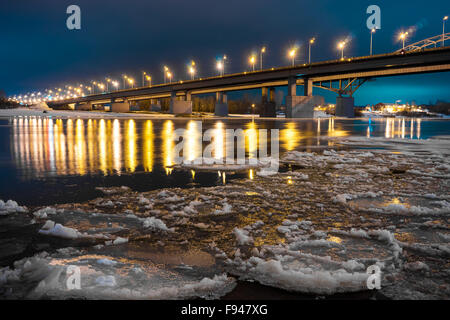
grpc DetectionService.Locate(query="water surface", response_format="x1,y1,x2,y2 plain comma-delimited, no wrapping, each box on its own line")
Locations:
0,116,448,206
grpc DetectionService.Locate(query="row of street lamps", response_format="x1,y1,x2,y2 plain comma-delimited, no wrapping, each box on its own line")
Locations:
11,16,449,104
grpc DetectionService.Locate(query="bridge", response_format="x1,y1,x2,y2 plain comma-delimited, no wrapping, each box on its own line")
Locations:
49,46,450,118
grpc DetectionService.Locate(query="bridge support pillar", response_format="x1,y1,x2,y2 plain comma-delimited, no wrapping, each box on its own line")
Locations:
111,99,130,113
286,76,323,118
75,102,92,111
261,87,276,117
170,92,192,114
215,92,228,117
304,78,313,96
286,96,324,118
335,96,355,117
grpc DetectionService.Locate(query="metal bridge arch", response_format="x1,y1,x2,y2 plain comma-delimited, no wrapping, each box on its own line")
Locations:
395,33,450,53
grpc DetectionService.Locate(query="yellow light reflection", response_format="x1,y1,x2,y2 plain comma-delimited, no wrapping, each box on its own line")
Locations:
125,119,137,172
245,121,258,162
163,120,174,175
214,122,225,161
98,119,107,175
66,119,75,174
112,119,122,174
186,121,202,163
143,120,154,172
75,119,86,175
281,122,300,152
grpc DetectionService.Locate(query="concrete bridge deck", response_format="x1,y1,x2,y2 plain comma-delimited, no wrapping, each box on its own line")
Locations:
48,47,450,118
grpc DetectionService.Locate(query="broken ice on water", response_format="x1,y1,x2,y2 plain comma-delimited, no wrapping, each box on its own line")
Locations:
1,136,449,299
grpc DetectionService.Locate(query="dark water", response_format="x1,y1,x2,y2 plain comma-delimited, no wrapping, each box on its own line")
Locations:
0,116,449,206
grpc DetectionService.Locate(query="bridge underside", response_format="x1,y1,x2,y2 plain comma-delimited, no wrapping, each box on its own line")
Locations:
47,48,450,118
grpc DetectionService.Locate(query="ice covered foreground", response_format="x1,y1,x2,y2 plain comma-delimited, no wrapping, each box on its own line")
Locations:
1,136,449,299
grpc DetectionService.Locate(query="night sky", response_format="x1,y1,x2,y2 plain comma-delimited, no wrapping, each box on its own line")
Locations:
1,0,449,105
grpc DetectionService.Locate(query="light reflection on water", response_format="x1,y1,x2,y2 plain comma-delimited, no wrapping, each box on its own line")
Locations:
6,116,435,180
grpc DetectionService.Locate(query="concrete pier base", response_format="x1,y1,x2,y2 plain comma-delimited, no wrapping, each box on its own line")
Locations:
335,96,355,118
286,96,324,118
170,99,192,114
75,102,92,111
214,103,228,116
111,102,130,113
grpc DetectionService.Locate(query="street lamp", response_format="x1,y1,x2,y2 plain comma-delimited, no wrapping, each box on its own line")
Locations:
399,32,409,50
217,60,224,76
260,46,266,70
288,47,297,66
128,78,134,88
122,75,128,89
188,61,196,80
112,81,119,91
223,55,227,74
249,55,256,71
142,72,147,87
444,16,448,47
338,41,346,60
166,72,172,83
105,78,111,92
370,29,376,55
145,75,152,86
163,66,169,83
309,38,315,64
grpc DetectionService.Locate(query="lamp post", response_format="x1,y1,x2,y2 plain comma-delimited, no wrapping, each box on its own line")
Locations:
444,16,448,47
370,29,376,55
146,75,152,86
338,41,346,60
163,66,169,83
142,72,146,87
399,32,409,49
217,60,224,76
223,55,227,75
189,61,196,80
309,38,315,64
260,47,266,70
249,55,256,71
289,47,297,66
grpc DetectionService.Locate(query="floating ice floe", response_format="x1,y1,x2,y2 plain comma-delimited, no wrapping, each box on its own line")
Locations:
142,217,173,232
33,207,57,219
0,199,27,215
0,251,236,300
233,228,253,246
38,221,82,239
